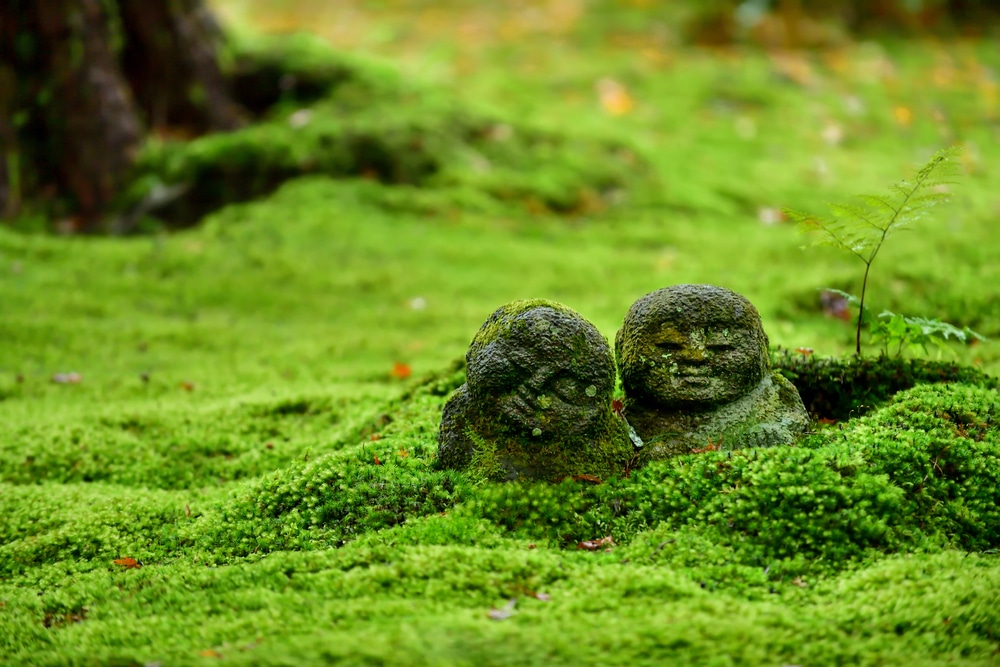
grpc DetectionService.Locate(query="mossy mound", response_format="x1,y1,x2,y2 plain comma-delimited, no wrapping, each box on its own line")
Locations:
122,34,648,229
467,382,1000,574
773,349,1000,421
3,369,999,664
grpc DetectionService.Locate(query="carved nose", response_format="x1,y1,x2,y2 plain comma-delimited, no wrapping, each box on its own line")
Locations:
677,346,707,362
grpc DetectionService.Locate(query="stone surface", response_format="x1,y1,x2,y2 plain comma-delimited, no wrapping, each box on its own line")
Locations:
616,284,809,456
438,299,635,481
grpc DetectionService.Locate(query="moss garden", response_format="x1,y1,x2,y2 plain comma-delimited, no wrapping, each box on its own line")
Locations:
3,2,1000,664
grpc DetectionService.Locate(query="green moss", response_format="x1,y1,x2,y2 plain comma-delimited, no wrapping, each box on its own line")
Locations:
3,14,1000,663
123,36,649,228
774,350,999,420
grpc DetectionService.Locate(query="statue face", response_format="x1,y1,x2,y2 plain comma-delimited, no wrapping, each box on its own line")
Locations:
617,285,769,412
637,321,763,409
467,307,613,439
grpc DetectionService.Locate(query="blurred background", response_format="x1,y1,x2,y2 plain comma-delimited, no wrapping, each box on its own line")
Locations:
1,0,999,403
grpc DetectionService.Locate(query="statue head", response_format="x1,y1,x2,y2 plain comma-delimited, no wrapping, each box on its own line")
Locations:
616,285,770,411
466,300,615,439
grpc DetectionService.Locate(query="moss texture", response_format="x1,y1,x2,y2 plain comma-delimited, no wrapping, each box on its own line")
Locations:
438,300,636,482
774,349,1000,421
3,11,1000,663
118,33,649,229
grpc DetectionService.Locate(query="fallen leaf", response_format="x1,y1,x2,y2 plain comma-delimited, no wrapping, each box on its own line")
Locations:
691,438,721,454
577,536,615,551
487,599,517,621
198,649,222,658
893,106,913,126
398,447,409,458
288,109,312,128
820,291,851,322
113,557,141,569
373,454,382,466
795,347,814,357
52,372,82,384
391,362,412,380
179,381,195,392
757,207,786,225
596,78,634,115
791,576,808,588
571,474,602,485
612,398,625,418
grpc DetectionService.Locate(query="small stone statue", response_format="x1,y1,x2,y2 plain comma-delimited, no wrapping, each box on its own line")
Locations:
438,299,635,481
616,284,808,456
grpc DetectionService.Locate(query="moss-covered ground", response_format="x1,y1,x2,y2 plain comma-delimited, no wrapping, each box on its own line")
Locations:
2,1,1000,664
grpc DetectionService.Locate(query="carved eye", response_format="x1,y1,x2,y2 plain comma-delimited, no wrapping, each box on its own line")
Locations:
552,376,578,400
656,341,683,351
707,342,735,351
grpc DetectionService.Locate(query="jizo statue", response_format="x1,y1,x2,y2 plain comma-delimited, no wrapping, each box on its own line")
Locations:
437,299,634,482
437,287,809,483
616,285,809,456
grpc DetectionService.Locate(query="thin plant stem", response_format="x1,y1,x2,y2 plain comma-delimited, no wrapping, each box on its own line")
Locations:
856,261,872,356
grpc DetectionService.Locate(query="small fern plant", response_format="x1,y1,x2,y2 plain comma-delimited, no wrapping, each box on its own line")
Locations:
786,146,971,356
820,288,984,358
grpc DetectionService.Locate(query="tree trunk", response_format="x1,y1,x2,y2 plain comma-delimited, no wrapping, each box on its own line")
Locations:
37,0,145,228
0,62,16,218
119,0,244,134
0,0,244,231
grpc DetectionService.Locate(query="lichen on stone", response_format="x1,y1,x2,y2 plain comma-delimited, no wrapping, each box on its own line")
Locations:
616,284,809,457
438,299,635,482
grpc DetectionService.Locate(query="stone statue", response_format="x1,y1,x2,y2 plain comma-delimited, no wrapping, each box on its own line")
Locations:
438,299,635,481
615,284,808,457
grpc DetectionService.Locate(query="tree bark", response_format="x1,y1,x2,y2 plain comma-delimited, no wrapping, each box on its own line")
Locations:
119,0,244,134
35,0,145,226
0,0,244,231
0,63,16,218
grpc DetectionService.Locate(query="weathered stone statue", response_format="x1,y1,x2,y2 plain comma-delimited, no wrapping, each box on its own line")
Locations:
438,299,635,481
616,285,808,457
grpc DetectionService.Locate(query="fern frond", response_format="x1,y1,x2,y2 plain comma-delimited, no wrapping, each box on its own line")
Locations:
908,191,952,208
828,202,884,233
793,146,962,255
857,193,900,220
793,145,964,356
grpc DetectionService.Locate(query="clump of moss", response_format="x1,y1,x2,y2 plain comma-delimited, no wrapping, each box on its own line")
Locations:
464,383,999,577
772,350,998,421
0,482,198,579
200,443,468,561
123,34,648,228
227,33,383,115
